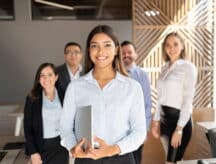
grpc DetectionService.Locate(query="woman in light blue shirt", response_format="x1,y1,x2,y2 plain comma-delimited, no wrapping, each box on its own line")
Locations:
60,25,147,164
24,63,69,164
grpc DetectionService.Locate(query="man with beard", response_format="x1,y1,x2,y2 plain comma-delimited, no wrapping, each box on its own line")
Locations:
121,41,152,164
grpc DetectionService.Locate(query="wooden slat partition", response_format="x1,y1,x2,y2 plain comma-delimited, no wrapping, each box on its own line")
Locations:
133,0,215,110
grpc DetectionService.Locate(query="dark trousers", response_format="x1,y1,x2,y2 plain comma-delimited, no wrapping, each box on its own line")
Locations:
160,106,192,162
133,145,143,164
75,153,135,164
41,136,69,164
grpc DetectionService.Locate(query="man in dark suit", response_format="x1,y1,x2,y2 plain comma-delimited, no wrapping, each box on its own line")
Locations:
56,42,83,98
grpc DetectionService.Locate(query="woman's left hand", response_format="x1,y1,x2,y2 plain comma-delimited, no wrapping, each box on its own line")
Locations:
171,132,182,148
88,136,120,160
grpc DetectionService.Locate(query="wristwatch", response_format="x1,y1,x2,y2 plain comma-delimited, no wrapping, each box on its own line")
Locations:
175,129,183,135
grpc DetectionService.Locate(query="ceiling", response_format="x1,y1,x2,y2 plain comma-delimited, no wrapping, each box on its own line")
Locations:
32,0,132,20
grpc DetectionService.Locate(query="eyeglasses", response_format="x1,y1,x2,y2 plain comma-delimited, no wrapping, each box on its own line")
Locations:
65,50,81,56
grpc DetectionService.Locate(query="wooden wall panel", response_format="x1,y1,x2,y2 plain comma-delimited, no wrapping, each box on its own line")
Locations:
133,0,215,110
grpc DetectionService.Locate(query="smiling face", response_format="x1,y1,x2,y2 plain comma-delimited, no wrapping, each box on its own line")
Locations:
39,66,58,92
89,33,117,70
164,35,184,63
121,44,137,67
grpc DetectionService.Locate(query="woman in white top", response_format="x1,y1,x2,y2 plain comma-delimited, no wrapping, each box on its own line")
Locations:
60,25,147,164
151,32,197,164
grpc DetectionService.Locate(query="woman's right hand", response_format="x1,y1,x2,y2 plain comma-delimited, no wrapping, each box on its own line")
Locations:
71,138,96,159
151,121,160,139
30,153,42,164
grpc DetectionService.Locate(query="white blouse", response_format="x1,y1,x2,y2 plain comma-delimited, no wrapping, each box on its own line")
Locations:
153,59,197,128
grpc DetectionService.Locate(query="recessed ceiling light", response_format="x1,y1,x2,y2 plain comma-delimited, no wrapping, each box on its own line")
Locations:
144,10,160,17
34,0,74,10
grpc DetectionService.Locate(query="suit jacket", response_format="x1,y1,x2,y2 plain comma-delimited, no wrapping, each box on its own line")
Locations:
24,89,63,156
56,64,71,99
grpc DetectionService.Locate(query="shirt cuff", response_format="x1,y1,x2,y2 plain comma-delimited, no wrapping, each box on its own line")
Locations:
116,142,129,155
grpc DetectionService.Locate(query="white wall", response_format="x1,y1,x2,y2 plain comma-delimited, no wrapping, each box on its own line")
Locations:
0,0,132,104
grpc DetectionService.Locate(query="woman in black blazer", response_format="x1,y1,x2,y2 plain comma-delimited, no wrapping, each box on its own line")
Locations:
24,63,69,164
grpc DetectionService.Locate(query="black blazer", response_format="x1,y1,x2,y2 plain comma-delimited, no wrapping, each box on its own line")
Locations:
24,89,63,156
56,64,71,99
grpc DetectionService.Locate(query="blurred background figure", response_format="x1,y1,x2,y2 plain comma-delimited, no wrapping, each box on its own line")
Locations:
57,42,83,99
151,32,197,164
24,63,69,164
121,40,152,164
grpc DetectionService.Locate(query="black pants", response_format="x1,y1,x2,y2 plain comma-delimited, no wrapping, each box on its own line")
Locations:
75,153,135,164
160,106,192,163
41,136,69,164
133,144,143,164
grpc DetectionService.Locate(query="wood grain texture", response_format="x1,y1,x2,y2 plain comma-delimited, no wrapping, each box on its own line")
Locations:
133,0,215,110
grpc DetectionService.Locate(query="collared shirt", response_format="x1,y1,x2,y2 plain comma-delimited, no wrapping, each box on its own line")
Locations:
60,70,146,155
153,59,197,128
127,64,152,130
42,89,62,138
66,64,82,80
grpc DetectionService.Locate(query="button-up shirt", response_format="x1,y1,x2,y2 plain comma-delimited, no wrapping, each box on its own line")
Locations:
128,64,152,130
153,59,197,128
66,64,82,80
60,70,146,155
42,89,62,138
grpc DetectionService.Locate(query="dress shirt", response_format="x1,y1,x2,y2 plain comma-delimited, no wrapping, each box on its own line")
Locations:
66,64,82,80
60,70,146,155
153,59,197,128
42,89,62,138
128,64,152,130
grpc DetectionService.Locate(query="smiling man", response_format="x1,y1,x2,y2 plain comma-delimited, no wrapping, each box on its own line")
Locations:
121,40,152,164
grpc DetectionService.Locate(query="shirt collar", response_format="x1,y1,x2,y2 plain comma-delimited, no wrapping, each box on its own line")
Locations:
66,64,82,73
127,63,137,73
83,69,127,83
42,88,58,102
165,59,185,69
66,64,82,80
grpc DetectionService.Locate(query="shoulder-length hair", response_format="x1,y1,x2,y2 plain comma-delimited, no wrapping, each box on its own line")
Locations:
162,32,187,62
29,63,57,99
83,25,128,76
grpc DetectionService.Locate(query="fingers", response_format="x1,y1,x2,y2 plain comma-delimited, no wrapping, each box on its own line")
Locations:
94,136,105,145
171,135,182,148
171,138,177,148
32,159,42,164
77,138,86,147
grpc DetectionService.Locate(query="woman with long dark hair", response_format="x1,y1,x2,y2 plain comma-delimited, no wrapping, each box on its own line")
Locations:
60,25,147,164
24,63,69,164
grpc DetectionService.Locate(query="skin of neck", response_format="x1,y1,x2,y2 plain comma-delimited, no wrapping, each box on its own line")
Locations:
44,87,55,100
125,62,135,70
93,66,115,81
169,57,181,66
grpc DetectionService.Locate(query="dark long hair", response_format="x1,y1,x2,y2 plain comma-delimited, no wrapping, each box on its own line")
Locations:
162,32,187,62
29,63,57,99
83,25,128,76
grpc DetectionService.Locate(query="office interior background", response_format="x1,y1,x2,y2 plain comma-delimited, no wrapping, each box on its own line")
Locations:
0,0,216,163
